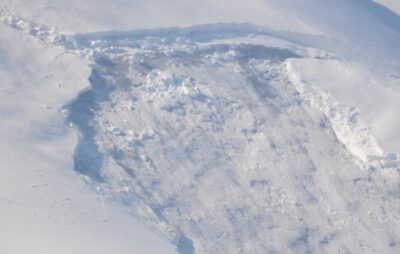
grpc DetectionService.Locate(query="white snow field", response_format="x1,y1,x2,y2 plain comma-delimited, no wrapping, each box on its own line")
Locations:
0,1,399,254
375,0,400,15
0,15,176,254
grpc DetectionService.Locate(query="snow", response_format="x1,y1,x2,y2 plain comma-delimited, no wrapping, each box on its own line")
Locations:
0,18,176,254
287,59,400,157
0,0,400,253
0,0,312,33
68,27,399,253
375,0,400,15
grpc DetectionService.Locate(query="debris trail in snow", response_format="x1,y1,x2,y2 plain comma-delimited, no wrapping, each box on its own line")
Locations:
65,27,400,253
2,11,400,254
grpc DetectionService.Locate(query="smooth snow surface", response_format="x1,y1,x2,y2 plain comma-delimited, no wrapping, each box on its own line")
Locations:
0,1,400,253
375,0,400,15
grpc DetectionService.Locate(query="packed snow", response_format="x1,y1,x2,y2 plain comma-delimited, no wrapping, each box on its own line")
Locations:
0,12,176,254
0,1,399,253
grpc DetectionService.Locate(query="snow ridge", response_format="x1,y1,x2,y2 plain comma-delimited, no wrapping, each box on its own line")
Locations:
286,60,399,171
0,14,72,47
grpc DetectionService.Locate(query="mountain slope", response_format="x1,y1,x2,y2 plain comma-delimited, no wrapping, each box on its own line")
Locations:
0,1,399,253
0,15,176,254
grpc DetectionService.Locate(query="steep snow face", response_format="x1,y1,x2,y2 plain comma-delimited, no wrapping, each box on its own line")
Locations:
62,27,400,253
2,0,400,73
287,59,400,158
1,1,400,254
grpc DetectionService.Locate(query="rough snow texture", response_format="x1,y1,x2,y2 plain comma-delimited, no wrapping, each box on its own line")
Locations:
0,10,176,254
1,1,400,254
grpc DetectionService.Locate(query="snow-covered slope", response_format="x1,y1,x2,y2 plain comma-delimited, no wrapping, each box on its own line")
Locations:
375,0,400,15
0,1,399,253
0,13,176,254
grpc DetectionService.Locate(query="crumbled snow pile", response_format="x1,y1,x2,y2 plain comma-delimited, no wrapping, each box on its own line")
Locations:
62,25,400,253
1,1,400,254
